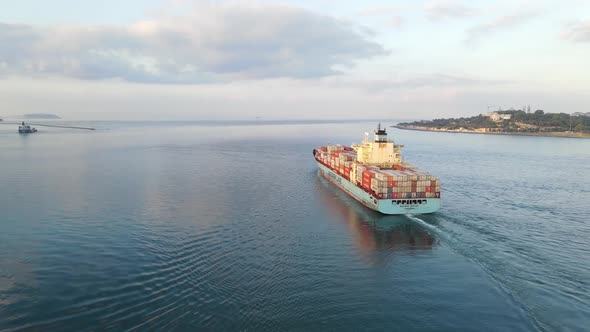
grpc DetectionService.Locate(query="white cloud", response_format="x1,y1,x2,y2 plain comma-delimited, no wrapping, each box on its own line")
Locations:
561,19,590,43
0,73,518,121
0,3,388,83
324,74,511,93
389,16,405,29
358,6,401,16
424,0,477,21
357,6,404,29
465,11,540,45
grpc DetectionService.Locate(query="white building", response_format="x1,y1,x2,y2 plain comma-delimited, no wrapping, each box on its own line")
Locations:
572,112,590,117
485,112,512,121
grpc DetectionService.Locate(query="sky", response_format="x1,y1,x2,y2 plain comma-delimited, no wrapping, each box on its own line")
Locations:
0,0,589,120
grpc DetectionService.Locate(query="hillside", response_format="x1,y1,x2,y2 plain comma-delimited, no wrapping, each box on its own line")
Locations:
398,110,590,134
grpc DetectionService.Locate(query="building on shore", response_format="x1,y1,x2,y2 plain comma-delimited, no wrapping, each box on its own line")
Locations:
484,112,512,122
572,112,590,117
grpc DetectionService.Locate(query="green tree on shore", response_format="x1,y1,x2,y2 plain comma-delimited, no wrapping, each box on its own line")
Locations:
399,111,590,133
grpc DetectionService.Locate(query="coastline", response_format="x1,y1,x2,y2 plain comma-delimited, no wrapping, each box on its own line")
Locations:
393,125,590,139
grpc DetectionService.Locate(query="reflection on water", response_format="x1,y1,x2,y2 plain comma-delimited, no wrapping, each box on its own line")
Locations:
315,172,436,258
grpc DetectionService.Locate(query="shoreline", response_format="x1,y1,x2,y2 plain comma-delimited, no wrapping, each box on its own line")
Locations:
393,125,590,139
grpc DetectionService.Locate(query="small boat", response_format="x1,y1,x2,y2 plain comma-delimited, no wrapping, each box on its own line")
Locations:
18,122,38,134
1,121,95,133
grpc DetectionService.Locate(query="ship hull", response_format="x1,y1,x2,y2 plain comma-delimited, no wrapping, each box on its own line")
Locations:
317,162,441,215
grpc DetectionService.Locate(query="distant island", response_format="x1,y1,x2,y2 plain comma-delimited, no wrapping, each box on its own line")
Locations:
22,113,61,119
396,109,590,138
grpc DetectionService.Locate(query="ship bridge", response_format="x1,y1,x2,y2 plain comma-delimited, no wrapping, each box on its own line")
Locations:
352,124,403,168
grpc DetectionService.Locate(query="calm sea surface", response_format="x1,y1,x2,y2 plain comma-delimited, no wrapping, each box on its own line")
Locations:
0,121,588,331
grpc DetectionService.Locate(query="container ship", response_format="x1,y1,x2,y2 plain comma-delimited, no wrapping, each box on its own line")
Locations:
313,124,441,215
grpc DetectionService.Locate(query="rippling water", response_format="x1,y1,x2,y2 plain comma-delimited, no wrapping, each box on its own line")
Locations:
0,121,588,331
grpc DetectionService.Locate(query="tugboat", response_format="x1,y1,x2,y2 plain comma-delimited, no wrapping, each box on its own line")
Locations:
18,122,38,134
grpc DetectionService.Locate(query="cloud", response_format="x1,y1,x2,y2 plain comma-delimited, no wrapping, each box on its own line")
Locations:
389,16,404,29
331,74,511,92
424,0,477,21
561,20,590,43
357,6,404,29
358,6,401,16
396,74,510,88
465,11,540,45
0,3,388,83
0,74,519,120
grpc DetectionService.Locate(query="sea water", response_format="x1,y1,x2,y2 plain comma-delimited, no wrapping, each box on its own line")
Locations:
0,121,588,331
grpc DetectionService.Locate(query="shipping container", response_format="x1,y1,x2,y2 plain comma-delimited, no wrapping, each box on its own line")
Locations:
314,142,441,207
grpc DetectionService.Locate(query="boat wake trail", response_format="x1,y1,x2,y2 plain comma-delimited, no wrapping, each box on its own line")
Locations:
406,213,546,332
406,215,437,231
405,214,450,243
